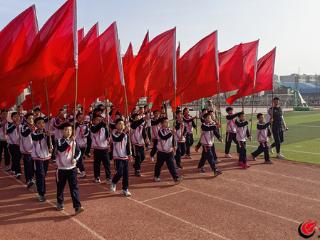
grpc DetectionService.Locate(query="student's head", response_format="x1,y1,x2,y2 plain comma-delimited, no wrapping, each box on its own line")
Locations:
183,107,189,116
76,112,84,122
93,108,102,116
1,109,8,119
144,105,149,112
61,122,73,139
201,108,208,114
33,107,41,116
153,110,160,118
58,108,65,118
25,113,34,125
34,117,45,129
208,110,214,118
92,115,102,125
115,111,122,119
176,110,182,121
272,97,280,107
138,107,144,115
115,118,125,131
257,113,264,122
203,113,212,123
161,117,169,128
11,112,20,123
226,107,233,114
238,111,245,121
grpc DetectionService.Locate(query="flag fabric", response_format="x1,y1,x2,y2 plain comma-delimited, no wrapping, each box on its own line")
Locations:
78,28,84,44
174,31,218,104
226,40,259,105
0,0,77,107
79,23,98,51
219,43,244,92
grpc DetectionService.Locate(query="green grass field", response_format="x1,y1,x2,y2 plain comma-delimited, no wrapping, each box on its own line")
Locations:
192,110,320,164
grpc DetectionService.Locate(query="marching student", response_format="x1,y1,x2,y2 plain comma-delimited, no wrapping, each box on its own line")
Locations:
20,113,36,188
75,112,89,178
55,122,84,214
32,117,52,202
130,113,148,177
197,113,222,175
225,107,240,158
174,110,187,169
52,109,66,161
194,108,208,153
183,107,196,159
235,112,251,169
110,118,132,197
144,105,152,150
7,112,22,179
84,107,93,158
0,109,10,171
251,113,272,164
150,110,162,162
154,117,182,183
90,114,111,183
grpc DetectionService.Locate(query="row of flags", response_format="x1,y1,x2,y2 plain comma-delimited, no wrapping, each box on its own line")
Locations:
0,0,276,114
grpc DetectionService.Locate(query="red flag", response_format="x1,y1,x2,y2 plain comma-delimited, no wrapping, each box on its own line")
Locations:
78,28,84,43
0,0,77,94
138,31,149,55
226,40,259,104
175,31,218,104
253,47,276,93
176,41,180,60
79,23,98,51
219,43,244,92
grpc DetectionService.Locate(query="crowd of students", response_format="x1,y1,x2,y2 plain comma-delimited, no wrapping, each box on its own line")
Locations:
0,97,287,214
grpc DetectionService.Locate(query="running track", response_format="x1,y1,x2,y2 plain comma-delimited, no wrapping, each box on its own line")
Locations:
0,150,319,240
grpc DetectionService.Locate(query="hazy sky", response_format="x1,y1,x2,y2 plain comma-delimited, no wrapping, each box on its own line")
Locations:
0,0,319,75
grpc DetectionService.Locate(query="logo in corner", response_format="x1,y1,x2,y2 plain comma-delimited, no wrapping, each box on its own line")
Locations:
298,220,317,238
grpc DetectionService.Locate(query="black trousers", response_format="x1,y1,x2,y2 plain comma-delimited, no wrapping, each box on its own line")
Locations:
35,160,49,196
175,142,186,166
93,149,110,179
112,159,129,190
185,133,194,155
133,145,145,171
252,142,270,162
8,144,21,174
51,136,56,159
225,132,240,154
0,140,10,166
198,146,217,170
238,141,247,164
85,133,92,155
76,147,86,172
150,139,158,158
154,151,178,180
23,154,34,183
56,168,81,209
271,127,284,154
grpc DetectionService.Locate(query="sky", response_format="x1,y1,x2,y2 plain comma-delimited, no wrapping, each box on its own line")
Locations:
0,0,319,76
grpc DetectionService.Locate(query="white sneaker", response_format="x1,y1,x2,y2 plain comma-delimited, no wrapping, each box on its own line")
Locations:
122,189,132,197
225,154,232,158
277,153,285,159
110,183,116,192
77,168,81,174
151,157,155,162
94,178,101,183
251,154,257,161
79,171,86,178
154,177,161,182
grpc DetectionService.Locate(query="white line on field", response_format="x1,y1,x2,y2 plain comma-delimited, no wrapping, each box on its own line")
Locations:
1,170,106,240
299,125,320,128
141,189,187,203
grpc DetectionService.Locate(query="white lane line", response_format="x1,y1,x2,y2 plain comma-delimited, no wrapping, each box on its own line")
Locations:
177,184,300,224
1,170,106,240
299,125,320,128
128,197,232,240
220,176,320,203
141,189,188,203
250,168,320,185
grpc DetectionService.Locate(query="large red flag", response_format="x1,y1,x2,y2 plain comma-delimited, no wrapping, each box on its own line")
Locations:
219,43,244,92
138,31,149,55
0,0,77,96
174,31,218,104
79,23,98,51
226,40,259,104
78,28,84,43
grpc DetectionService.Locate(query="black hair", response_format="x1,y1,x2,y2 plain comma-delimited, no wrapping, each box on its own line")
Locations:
153,109,159,114
226,107,233,112
60,122,72,129
33,107,41,112
131,113,139,119
238,111,245,117
176,110,182,115
202,113,210,119
273,97,279,101
201,108,207,113
76,112,83,119
256,113,263,119
160,117,168,123
34,117,45,124
115,118,124,125
25,112,34,119
183,107,188,114
11,112,18,118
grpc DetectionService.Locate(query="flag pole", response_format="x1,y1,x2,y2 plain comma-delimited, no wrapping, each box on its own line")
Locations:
172,28,177,149
44,80,52,148
72,0,78,157
29,81,35,110
250,40,259,135
214,31,223,139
